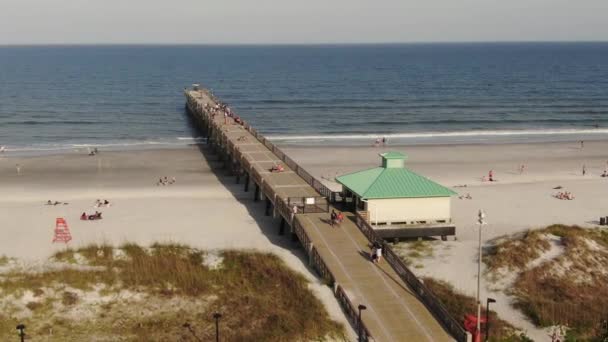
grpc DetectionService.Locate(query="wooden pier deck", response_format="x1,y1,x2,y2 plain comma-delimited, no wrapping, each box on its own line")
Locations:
185,88,470,342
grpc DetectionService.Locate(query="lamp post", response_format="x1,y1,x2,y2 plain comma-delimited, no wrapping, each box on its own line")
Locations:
476,209,486,341
16,324,25,342
213,312,222,342
485,298,496,342
357,304,367,342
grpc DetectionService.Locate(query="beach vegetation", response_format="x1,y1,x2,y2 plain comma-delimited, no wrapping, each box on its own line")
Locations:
422,277,528,341
0,243,345,341
395,239,434,266
0,255,12,266
485,224,608,340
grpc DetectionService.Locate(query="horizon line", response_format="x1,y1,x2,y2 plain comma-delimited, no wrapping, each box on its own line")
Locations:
1,40,608,47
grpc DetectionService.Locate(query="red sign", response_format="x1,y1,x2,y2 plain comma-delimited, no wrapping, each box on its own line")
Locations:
464,314,486,342
52,218,72,243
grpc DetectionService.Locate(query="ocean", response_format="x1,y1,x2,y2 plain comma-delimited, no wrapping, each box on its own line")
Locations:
1,43,607,154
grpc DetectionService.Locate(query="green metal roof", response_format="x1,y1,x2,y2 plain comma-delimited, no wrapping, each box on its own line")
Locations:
336,167,456,199
380,151,407,160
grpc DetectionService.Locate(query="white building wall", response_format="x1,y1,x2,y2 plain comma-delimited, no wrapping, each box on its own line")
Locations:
366,197,451,224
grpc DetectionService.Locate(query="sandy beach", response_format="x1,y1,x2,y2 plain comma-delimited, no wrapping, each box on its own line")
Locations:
0,146,356,339
2,140,607,341
284,139,608,340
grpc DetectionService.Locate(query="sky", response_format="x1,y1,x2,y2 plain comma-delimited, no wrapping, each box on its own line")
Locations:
1,0,607,44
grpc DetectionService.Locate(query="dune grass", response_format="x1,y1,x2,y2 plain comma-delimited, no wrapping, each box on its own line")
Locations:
485,224,608,340
423,278,531,342
0,255,11,266
395,239,434,267
0,243,345,341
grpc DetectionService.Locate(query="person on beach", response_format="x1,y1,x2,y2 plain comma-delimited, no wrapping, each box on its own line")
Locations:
373,138,381,147
16,164,21,175
580,140,584,149
382,137,387,146
81,212,88,220
488,170,494,182
582,164,586,176
602,170,608,178
519,164,526,174
0,145,5,153
224,111,228,125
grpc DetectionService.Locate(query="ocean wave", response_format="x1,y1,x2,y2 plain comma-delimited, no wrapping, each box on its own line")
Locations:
2,137,207,154
4,120,94,125
267,128,608,141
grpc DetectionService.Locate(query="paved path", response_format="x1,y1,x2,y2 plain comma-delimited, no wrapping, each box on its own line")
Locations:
186,90,454,342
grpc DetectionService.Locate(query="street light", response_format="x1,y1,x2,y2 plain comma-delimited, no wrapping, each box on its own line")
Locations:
357,304,367,342
213,312,222,342
476,209,487,341
16,324,25,342
485,298,496,342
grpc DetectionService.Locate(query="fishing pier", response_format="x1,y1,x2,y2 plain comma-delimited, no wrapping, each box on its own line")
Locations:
185,87,471,342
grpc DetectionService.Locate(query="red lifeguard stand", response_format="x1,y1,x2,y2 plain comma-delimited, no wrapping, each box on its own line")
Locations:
52,218,72,243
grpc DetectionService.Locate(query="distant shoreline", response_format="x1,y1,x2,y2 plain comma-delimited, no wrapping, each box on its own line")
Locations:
2,135,608,158
2,41,608,47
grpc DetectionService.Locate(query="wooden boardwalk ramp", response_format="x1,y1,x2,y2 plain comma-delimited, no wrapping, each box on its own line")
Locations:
185,88,470,342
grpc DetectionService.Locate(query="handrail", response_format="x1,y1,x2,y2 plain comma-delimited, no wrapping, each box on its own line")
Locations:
293,218,372,341
354,212,469,342
275,197,294,225
335,284,372,341
186,88,381,342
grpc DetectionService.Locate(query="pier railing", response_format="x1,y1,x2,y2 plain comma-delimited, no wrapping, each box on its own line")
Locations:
224,112,340,204
354,212,470,342
287,196,329,214
275,196,295,225
187,89,456,342
293,217,372,341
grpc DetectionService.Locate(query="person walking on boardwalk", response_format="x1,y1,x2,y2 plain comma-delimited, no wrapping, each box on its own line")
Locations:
330,210,337,227
375,242,383,263
336,211,344,225
370,244,378,263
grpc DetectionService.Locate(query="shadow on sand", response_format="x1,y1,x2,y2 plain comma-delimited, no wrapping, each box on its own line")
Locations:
183,108,358,334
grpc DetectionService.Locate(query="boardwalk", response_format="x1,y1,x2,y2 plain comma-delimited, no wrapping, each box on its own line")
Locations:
186,89,464,342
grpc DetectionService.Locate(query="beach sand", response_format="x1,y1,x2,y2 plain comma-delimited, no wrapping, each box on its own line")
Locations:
0,146,356,339
2,140,607,341
284,140,608,341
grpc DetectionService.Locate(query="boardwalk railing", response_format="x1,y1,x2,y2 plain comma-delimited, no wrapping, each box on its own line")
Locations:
187,88,466,342
275,197,295,225
200,91,340,205
355,212,470,342
287,197,329,214
293,218,373,341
